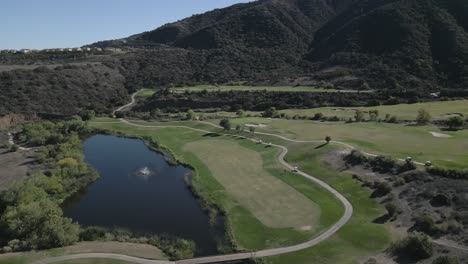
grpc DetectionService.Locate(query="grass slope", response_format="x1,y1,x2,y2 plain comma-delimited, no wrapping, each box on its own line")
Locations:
225,118,468,169
0,242,166,264
263,143,391,264
184,139,320,230
89,121,343,251
239,100,468,121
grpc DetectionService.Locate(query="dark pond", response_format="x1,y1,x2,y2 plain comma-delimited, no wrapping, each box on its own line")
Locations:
63,135,223,256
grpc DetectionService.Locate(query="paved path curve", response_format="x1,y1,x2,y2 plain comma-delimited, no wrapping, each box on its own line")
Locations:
34,91,463,263
113,90,140,114
34,118,354,264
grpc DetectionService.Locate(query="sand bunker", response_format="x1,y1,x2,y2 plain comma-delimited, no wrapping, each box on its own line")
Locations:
245,123,268,128
430,131,452,138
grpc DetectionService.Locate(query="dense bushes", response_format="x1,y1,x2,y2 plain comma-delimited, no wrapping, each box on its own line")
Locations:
136,89,385,113
79,226,195,260
345,150,416,174
0,64,128,116
0,121,98,252
427,167,468,180
390,232,433,260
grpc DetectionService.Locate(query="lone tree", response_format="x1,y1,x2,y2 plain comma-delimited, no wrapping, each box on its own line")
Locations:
249,126,256,134
447,116,464,130
235,125,242,132
219,119,231,131
186,109,195,120
355,110,365,122
416,108,431,125
369,110,379,121
325,136,332,144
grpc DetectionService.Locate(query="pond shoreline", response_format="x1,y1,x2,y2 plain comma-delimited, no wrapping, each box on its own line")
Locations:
70,130,234,257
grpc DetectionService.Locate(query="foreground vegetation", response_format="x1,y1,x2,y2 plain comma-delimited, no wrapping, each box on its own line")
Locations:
0,121,97,252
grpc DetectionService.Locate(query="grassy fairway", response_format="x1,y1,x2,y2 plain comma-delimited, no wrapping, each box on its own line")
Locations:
184,140,320,230
139,85,373,94
0,242,166,264
135,89,157,98
53,260,130,264
263,143,391,264
225,118,468,169
172,85,337,93
90,121,343,251
240,100,468,121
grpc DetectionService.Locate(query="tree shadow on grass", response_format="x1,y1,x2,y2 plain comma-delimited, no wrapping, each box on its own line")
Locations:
373,214,392,224
314,143,328,149
202,133,221,137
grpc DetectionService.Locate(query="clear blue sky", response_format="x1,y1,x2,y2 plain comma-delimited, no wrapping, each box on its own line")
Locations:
1,0,253,49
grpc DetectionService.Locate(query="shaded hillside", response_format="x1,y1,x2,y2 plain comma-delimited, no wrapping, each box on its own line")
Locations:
0,64,129,116
2,0,468,117
104,0,468,92
308,0,468,90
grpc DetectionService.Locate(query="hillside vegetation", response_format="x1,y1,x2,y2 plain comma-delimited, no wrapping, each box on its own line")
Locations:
2,0,468,116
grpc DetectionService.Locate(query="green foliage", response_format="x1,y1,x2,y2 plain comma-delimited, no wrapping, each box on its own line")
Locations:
219,118,231,131
9,144,18,152
385,203,397,217
186,109,195,120
0,121,97,251
262,107,279,118
80,110,95,121
432,256,459,264
325,136,331,143
345,150,368,165
427,166,468,180
416,108,431,125
390,232,433,260
413,215,439,235
355,110,365,122
447,116,465,130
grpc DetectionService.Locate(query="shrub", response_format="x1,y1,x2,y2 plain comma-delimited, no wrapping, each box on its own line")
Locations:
369,155,399,174
385,203,398,217
9,144,19,152
80,226,107,241
432,256,459,264
413,215,438,235
416,108,431,125
390,232,433,260
427,167,468,180
345,150,368,165
219,118,231,131
373,181,392,196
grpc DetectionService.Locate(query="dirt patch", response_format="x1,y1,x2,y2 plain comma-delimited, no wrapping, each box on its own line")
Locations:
0,148,36,190
245,123,268,128
441,113,464,118
429,131,452,138
62,241,166,260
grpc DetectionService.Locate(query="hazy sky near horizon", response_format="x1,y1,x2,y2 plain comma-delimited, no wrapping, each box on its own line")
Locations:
1,0,253,49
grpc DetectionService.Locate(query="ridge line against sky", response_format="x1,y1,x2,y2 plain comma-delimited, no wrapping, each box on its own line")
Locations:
1,0,253,50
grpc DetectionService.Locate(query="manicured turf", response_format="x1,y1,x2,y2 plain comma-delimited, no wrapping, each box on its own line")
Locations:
262,143,391,264
223,118,468,169
184,139,320,230
135,89,157,98
172,85,342,93
89,121,343,251
240,100,468,121
55,260,131,264
0,242,166,264
90,119,392,263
